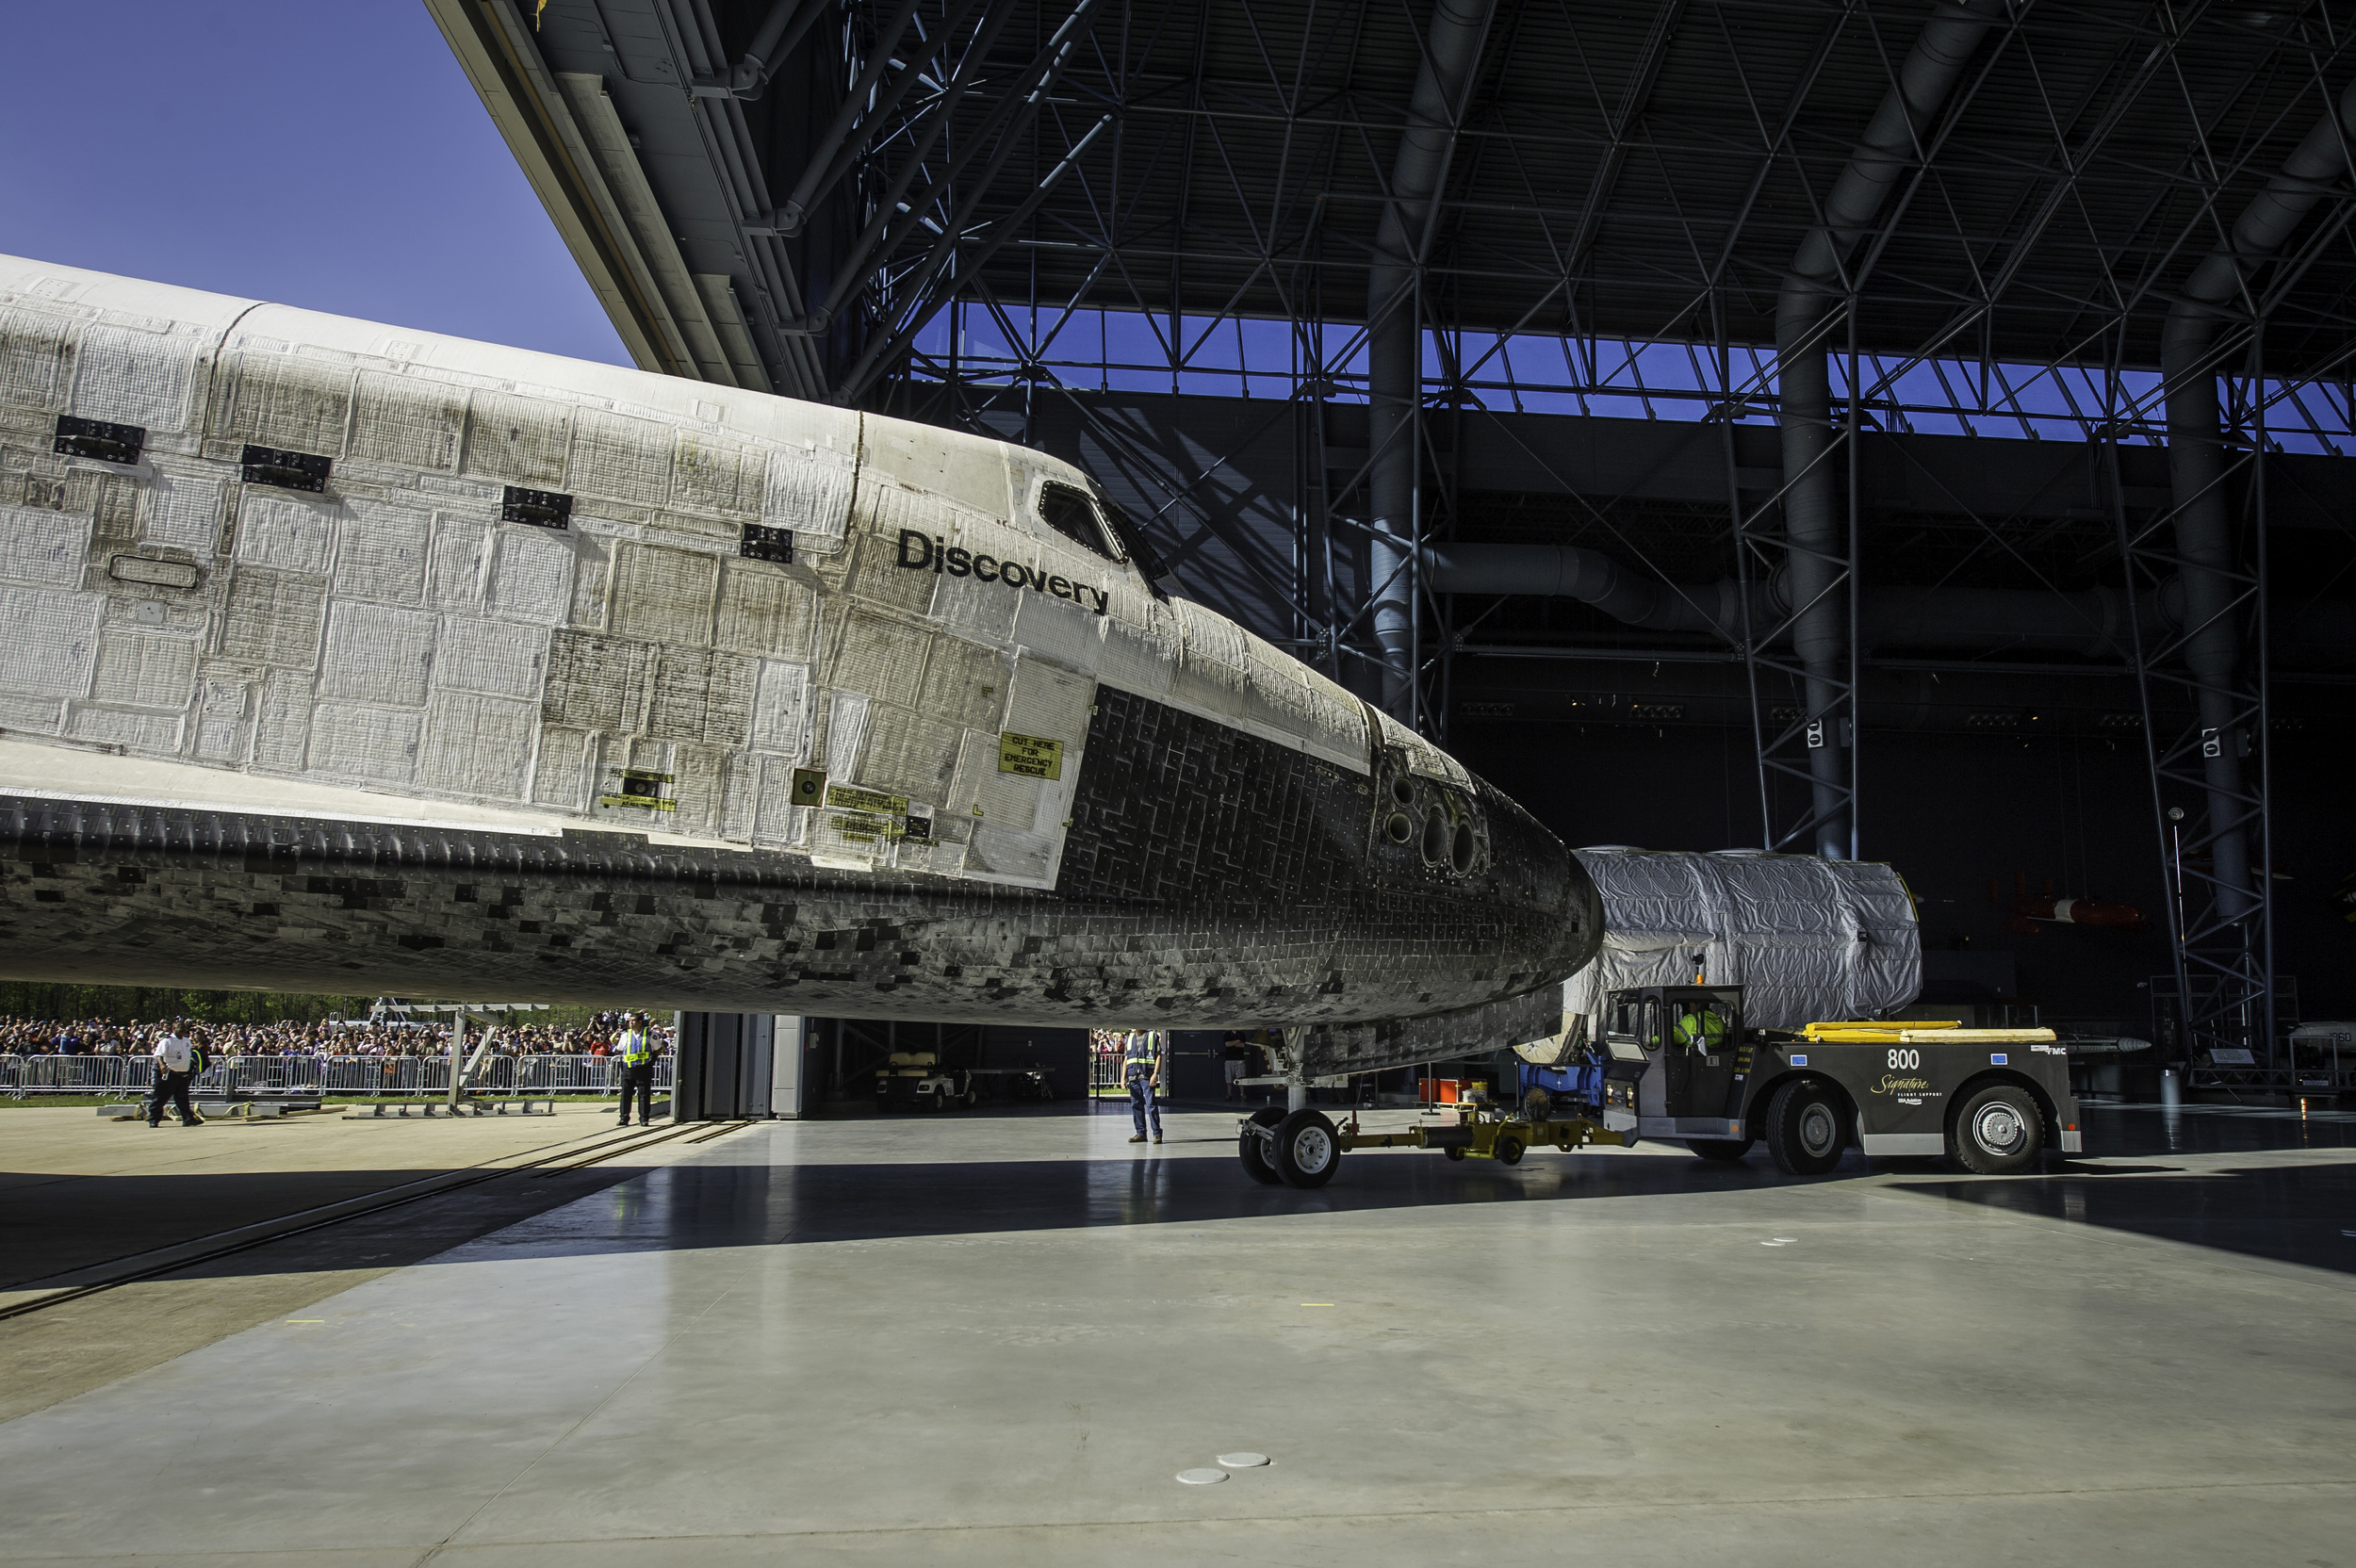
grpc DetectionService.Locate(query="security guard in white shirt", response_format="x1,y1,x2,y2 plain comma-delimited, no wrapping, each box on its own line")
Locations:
615,1013,657,1126
147,1019,204,1128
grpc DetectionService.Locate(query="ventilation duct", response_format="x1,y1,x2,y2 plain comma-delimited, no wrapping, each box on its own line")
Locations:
1366,0,1497,721
2159,76,2356,918
1775,0,2004,856
1423,543,2356,663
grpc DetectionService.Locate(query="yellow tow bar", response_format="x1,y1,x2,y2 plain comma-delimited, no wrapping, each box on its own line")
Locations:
1336,1114,1632,1165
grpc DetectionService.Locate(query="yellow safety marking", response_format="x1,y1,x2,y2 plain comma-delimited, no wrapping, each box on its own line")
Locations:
998,731,1064,780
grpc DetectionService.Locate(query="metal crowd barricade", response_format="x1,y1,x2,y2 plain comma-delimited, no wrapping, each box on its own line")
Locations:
1,1052,675,1099
0,1054,155,1098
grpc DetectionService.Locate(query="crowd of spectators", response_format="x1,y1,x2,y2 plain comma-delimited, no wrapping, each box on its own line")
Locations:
0,1010,672,1059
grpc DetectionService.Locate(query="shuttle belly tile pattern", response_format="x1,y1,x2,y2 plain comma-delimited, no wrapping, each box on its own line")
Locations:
0,256,1599,1061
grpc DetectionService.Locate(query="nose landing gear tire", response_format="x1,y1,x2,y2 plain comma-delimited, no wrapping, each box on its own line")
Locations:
1274,1108,1341,1188
1238,1108,1285,1184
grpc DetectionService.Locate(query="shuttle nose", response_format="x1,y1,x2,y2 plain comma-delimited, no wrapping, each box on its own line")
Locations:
1470,777,1603,985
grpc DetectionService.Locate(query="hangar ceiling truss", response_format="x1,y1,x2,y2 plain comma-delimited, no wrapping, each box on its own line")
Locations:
437,0,2356,1079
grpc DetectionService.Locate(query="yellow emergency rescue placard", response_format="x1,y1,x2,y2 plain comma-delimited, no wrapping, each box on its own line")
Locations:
824,783,908,818
998,731,1064,781
829,810,898,844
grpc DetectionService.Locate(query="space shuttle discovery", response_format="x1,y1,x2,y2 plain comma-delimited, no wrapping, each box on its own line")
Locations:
0,256,1599,1077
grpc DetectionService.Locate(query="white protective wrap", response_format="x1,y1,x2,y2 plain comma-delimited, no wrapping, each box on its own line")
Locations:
1554,848,1920,1051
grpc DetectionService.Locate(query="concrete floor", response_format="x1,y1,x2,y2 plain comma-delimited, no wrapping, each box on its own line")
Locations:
1,1101,2352,1565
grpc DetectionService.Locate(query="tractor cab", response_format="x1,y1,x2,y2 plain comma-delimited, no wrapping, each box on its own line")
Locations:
1607,985,1748,1129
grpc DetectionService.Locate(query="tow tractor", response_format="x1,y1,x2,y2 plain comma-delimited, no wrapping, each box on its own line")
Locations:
1237,984,2082,1187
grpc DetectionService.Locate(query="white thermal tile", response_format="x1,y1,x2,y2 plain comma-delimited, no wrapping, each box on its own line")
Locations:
916,635,1009,732
435,616,548,698
90,628,198,709
751,753,808,847
714,563,817,657
320,601,437,708
948,727,1039,833
488,527,574,625
857,702,962,805
251,669,314,772
212,350,352,452
762,446,854,538
748,658,810,756
426,520,489,611
927,566,1018,644
823,689,870,775
420,689,537,799
0,503,93,587
71,324,197,432
530,726,593,808
307,701,421,784
192,677,251,761
567,407,670,505
667,741,728,835
671,433,761,515
350,370,465,471
1178,596,1248,667
1012,589,1103,674
0,307,74,407
839,520,936,614
234,491,335,576
461,388,570,487
648,646,754,745
142,471,221,558
0,694,62,732
1005,659,1096,745
566,547,608,630
334,498,430,603
220,567,327,670
830,609,927,706
1096,606,1178,698
543,632,649,733
67,706,183,752
610,542,719,645
0,585,101,698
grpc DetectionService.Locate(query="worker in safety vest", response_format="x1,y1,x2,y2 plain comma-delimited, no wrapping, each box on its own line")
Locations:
615,1012,658,1126
1673,1004,1729,1053
1123,1029,1163,1145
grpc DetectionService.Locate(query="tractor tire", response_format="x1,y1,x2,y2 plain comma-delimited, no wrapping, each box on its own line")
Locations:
1688,1137,1754,1163
1951,1083,2044,1174
1763,1079,1847,1176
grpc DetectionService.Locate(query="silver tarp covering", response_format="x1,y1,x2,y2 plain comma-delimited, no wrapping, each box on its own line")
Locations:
1538,848,1921,1059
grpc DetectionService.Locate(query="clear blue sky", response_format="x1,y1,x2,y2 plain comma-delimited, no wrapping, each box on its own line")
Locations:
0,2,630,367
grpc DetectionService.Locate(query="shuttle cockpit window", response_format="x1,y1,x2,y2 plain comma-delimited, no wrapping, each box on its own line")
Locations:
1038,481,1117,560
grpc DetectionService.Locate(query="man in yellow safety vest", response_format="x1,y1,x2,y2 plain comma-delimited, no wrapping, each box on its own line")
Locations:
1673,1004,1729,1054
615,1012,658,1126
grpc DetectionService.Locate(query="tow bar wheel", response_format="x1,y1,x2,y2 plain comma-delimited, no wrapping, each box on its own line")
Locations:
1238,1108,1285,1184
1274,1108,1341,1188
